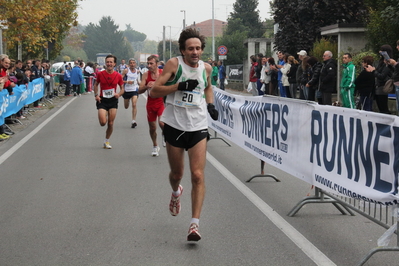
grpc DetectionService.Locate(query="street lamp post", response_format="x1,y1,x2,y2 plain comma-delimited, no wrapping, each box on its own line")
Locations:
167,26,172,60
212,0,215,61
180,10,186,30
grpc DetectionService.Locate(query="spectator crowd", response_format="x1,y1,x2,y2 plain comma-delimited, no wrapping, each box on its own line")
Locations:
243,41,399,116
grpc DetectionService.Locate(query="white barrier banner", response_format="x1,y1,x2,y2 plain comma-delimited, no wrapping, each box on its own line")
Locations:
209,88,399,205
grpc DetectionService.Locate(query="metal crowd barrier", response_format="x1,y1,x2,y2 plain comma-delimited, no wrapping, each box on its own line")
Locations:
50,73,95,96
286,186,399,265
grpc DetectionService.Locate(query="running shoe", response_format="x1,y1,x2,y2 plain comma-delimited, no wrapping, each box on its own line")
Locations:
131,122,137,128
103,142,112,149
0,133,10,140
151,146,160,156
187,223,201,241
162,136,166,147
169,185,183,216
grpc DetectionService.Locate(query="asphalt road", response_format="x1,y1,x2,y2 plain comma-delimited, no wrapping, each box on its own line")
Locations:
1,92,399,266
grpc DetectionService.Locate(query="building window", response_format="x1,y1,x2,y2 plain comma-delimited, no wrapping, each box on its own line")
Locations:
255,42,260,55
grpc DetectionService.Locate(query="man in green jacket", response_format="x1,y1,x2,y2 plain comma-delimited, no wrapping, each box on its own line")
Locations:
340,53,356,108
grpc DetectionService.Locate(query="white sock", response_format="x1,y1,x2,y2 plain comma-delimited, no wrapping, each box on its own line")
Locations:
105,139,109,143
190,218,199,226
172,186,182,196
132,120,136,123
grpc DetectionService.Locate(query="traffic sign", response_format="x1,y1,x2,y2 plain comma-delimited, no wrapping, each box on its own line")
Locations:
219,55,227,60
217,45,228,56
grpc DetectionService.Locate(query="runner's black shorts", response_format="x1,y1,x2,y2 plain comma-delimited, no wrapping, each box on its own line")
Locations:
163,123,208,151
122,91,138,99
96,97,118,111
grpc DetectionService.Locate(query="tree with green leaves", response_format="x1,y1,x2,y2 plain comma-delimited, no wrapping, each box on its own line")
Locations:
217,26,248,65
228,0,264,38
271,0,366,56
123,24,146,43
1,0,81,60
83,16,134,62
218,0,263,65
157,40,179,62
365,0,399,56
123,24,147,54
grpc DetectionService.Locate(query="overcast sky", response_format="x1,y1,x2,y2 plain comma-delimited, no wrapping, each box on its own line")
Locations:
77,0,271,41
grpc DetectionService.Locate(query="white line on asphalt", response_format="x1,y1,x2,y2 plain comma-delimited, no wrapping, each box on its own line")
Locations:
0,98,76,166
206,152,336,266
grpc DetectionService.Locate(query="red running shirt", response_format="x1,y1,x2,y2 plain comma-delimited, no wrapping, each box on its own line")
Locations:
96,70,124,97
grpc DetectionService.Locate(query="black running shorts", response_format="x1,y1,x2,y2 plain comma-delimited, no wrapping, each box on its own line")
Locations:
96,97,118,111
122,91,138,99
164,123,208,151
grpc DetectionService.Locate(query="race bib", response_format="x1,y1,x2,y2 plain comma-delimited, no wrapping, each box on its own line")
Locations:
102,88,115,98
172,90,202,107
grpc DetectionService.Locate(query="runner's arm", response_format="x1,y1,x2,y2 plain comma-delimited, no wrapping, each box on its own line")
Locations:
93,78,100,101
150,58,179,98
138,72,148,94
204,63,214,104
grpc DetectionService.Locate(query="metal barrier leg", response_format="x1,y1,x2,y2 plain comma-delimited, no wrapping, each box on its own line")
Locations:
208,130,231,146
246,174,280,182
357,216,399,265
288,187,354,217
357,247,399,266
246,160,280,182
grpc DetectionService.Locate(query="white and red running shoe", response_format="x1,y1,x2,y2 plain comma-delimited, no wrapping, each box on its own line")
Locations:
187,223,201,241
169,185,183,216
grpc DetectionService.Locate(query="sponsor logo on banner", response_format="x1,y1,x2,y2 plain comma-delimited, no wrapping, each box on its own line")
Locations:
226,65,243,81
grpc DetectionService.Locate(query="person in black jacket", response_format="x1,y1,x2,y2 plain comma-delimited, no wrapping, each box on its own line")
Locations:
318,51,337,105
365,44,394,114
305,56,322,101
286,55,299,98
388,40,399,115
355,56,375,111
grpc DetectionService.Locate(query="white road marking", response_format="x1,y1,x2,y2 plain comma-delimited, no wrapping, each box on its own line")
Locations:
206,152,336,266
0,98,76,166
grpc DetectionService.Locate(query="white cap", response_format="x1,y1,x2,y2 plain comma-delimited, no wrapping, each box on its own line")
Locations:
297,50,307,56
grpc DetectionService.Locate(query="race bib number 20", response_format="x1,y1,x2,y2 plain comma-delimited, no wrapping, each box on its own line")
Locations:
173,90,202,107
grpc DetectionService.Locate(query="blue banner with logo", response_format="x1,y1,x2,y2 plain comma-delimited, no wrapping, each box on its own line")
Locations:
0,78,45,125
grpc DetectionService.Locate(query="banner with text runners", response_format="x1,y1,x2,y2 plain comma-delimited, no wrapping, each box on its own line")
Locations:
208,87,399,205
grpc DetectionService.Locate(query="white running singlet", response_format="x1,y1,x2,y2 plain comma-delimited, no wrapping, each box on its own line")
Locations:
161,56,208,132
124,68,139,92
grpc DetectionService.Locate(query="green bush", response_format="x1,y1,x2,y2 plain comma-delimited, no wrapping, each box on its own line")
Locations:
310,38,338,62
351,51,379,76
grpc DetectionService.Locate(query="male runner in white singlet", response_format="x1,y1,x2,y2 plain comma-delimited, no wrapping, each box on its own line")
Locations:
122,58,140,128
151,28,219,241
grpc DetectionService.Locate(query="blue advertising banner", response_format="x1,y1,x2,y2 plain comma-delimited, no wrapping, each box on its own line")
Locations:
0,78,45,125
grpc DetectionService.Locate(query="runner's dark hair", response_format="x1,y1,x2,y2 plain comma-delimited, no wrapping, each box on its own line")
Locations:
106,54,117,64
178,28,206,55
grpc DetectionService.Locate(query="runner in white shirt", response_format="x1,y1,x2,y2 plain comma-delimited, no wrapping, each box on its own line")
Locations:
151,28,219,242
118,59,128,74
122,59,140,128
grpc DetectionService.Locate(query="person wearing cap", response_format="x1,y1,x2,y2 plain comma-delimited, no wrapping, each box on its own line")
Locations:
296,50,307,99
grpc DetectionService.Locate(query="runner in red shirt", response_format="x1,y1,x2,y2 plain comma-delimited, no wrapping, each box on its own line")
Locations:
93,55,124,149
139,55,165,156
